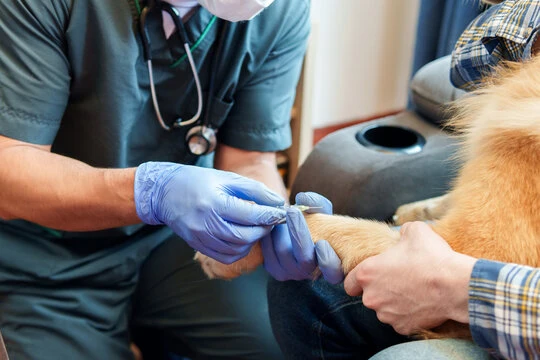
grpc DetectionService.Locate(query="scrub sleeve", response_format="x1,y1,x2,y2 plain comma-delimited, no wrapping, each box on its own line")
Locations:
0,0,310,359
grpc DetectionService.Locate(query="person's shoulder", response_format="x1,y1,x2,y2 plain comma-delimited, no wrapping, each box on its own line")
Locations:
0,0,72,14
263,0,310,23
244,0,310,41
269,0,310,15
0,0,72,27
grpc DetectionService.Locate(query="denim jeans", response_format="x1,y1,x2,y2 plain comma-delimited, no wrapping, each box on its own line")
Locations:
268,278,491,360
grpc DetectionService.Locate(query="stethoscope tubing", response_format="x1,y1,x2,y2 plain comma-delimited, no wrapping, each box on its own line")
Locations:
143,2,204,130
146,42,203,130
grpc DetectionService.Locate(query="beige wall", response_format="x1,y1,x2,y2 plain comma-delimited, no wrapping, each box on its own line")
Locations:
305,0,421,129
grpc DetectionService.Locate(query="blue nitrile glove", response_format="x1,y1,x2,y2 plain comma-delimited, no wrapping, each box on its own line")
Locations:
134,162,286,264
261,192,344,283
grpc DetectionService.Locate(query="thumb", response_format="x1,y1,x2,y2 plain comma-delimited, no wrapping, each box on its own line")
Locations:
223,175,285,206
315,240,344,284
343,263,365,296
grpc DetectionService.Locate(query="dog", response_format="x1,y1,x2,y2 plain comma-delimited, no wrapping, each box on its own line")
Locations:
195,50,540,339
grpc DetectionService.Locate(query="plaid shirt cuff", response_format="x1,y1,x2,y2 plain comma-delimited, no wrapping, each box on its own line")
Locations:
469,259,540,360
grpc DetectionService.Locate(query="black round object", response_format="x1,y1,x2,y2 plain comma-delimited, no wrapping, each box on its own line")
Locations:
355,125,426,155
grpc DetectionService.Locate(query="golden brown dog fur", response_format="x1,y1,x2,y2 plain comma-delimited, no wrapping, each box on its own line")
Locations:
195,55,540,339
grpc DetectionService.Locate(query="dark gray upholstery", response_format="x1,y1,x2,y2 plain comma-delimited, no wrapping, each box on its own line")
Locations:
410,56,466,125
291,56,463,221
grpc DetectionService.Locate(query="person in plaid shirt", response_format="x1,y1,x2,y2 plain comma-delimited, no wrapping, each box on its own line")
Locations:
451,0,540,90
269,1,540,359
450,2,540,356
344,223,540,360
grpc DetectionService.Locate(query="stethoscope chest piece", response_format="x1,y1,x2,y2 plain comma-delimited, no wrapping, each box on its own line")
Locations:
186,125,217,156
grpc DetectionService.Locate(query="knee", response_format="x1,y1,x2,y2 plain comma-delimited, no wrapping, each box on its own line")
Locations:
268,279,328,357
267,278,347,334
267,279,322,334
267,278,306,327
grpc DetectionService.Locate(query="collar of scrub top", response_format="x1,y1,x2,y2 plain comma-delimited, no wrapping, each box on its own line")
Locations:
139,0,203,130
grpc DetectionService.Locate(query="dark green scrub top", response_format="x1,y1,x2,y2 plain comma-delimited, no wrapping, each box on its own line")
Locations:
0,0,309,163
0,0,309,237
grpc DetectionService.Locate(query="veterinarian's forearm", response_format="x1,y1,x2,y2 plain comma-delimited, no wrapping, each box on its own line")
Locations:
0,136,139,230
214,144,288,200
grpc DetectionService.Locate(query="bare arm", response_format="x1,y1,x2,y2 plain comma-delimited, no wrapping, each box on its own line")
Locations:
0,135,139,231
214,143,288,200
0,137,286,232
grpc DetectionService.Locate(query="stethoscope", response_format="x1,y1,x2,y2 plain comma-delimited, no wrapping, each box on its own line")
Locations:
139,0,225,155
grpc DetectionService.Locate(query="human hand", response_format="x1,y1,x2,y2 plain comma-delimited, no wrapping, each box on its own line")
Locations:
344,221,475,335
261,192,344,283
134,162,286,264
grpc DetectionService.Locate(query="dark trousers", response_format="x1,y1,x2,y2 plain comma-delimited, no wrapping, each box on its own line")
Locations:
0,225,282,360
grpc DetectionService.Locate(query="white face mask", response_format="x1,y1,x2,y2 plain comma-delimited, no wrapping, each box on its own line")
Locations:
197,0,275,22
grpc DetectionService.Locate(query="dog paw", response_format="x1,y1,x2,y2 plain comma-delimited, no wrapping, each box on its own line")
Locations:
393,197,446,225
193,251,245,280
393,203,428,225
194,251,217,279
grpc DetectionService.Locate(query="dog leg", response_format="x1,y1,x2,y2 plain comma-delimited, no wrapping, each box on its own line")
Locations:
305,213,400,273
308,213,473,339
195,212,400,279
193,213,472,339
194,243,263,280
393,194,451,225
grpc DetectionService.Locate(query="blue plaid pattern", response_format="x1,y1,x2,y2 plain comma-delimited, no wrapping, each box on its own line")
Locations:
451,0,540,91
470,259,540,359
448,3,540,358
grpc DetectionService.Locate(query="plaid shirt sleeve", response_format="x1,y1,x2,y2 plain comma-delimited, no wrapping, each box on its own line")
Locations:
469,259,540,360
451,0,540,91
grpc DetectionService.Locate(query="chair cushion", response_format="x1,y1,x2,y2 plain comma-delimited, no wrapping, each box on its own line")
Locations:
410,55,466,125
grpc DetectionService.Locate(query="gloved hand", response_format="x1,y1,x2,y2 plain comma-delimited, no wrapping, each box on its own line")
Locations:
134,162,286,264
261,192,344,284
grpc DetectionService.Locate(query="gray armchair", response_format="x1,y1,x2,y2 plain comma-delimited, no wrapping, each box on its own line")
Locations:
291,55,466,221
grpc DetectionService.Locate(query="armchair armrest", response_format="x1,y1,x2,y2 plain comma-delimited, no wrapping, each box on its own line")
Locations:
410,55,466,125
291,112,459,221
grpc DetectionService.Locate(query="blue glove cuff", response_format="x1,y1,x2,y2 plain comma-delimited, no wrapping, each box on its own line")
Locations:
134,161,183,225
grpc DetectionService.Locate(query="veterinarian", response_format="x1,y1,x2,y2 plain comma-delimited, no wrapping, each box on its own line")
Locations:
0,0,340,358
268,0,540,359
